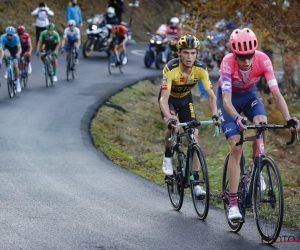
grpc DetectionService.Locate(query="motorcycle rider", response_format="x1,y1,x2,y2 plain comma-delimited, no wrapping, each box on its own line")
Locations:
162,17,182,63
104,7,119,25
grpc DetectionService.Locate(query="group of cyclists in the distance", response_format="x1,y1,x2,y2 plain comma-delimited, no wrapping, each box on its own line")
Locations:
0,6,129,94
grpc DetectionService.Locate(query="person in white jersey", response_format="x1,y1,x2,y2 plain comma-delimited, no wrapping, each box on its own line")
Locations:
60,19,81,65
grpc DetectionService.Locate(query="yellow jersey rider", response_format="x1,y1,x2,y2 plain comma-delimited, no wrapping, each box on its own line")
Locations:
158,34,218,197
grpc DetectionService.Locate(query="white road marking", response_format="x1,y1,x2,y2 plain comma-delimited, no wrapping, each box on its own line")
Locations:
131,50,146,56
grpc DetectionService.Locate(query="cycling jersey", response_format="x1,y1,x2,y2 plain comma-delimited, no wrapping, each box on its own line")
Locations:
112,25,127,38
162,58,212,98
39,30,60,45
19,33,31,47
166,25,181,39
218,51,279,93
0,34,21,48
63,27,80,40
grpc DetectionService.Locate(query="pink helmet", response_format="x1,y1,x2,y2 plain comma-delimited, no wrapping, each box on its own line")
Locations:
229,28,258,55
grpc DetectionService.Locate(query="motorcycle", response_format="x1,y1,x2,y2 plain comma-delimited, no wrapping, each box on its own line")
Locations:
144,32,171,69
82,14,110,58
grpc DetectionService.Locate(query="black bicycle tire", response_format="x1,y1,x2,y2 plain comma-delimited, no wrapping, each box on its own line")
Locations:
66,55,71,81
222,153,244,232
72,50,75,79
190,144,210,220
253,156,284,244
7,69,13,98
108,51,115,75
44,61,49,87
23,62,28,88
119,51,124,74
166,150,185,211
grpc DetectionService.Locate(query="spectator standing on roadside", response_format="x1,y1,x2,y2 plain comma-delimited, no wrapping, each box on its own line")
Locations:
31,2,54,47
108,0,124,24
66,0,83,27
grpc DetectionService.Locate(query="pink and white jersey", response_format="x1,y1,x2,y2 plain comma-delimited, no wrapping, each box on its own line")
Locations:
218,51,279,93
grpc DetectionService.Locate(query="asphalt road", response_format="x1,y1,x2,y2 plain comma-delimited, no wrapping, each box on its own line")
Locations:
0,44,299,249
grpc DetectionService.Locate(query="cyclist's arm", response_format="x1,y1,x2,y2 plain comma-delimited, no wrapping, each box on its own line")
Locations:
17,44,22,57
261,55,292,120
198,66,218,116
206,88,217,116
159,65,174,121
61,29,68,48
271,89,291,119
54,32,61,52
28,38,33,54
36,40,42,52
76,28,81,47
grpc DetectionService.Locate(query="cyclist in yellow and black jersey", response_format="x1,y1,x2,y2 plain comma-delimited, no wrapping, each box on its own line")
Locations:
158,34,218,197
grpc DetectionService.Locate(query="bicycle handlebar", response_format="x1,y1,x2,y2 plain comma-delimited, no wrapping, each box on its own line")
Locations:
168,120,219,142
235,123,298,146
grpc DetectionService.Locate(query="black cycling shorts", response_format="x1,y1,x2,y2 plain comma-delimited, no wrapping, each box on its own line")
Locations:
5,46,18,59
158,89,197,123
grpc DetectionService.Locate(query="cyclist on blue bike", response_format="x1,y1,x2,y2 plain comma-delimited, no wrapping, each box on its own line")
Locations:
60,19,81,65
0,26,22,92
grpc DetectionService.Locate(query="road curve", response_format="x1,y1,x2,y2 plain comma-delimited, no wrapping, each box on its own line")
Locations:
0,44,298,250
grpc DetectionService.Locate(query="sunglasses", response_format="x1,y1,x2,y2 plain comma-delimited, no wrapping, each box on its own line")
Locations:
7,34,13,37
236,52,255,61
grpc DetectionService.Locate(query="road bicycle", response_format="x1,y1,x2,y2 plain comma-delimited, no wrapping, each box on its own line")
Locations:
108,43,126,74
165,120,219,220
41,50,55,87
62,46,77,81
20,54,29,88
222,122,298,244
6,56,17,98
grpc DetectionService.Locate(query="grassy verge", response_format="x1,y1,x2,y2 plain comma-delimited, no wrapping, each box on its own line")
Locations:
90,78,300,230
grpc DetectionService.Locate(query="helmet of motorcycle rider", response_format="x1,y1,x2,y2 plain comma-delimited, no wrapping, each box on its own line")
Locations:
170,17,179,28
107,7,115,18
17,26,26,35
68,19,76,27
177,35,200,50
229,28,258,55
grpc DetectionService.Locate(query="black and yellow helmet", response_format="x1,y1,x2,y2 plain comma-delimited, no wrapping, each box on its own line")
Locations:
177,35,200,50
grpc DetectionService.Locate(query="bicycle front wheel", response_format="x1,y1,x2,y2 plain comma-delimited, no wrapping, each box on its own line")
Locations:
190,144,209,220
166,150,185,211
119,51,124,74
7,70,14,98
253,156,284,244
66,56,71,81
108,51,117,75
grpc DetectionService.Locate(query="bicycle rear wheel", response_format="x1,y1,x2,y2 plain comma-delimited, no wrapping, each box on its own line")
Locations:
253,156,283,244
22,62,29,88
190,144,209,220
222,154,244,233
166,150,185,211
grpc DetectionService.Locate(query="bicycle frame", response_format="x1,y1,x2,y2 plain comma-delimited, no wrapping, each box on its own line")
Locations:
236,123,298,208
169,120,218,185
7,57,15,80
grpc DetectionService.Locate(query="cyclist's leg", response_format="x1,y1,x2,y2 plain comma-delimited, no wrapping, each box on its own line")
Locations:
25,47,32,73
217,87,243,218
73,38,79,63
158,89,178,175
119,37,127,64
242,87,267,175
3,49,10,77
65,39,72,62
8,46,21,92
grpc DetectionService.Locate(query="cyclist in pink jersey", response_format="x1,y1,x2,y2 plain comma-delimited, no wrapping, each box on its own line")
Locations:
217,28,299,221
